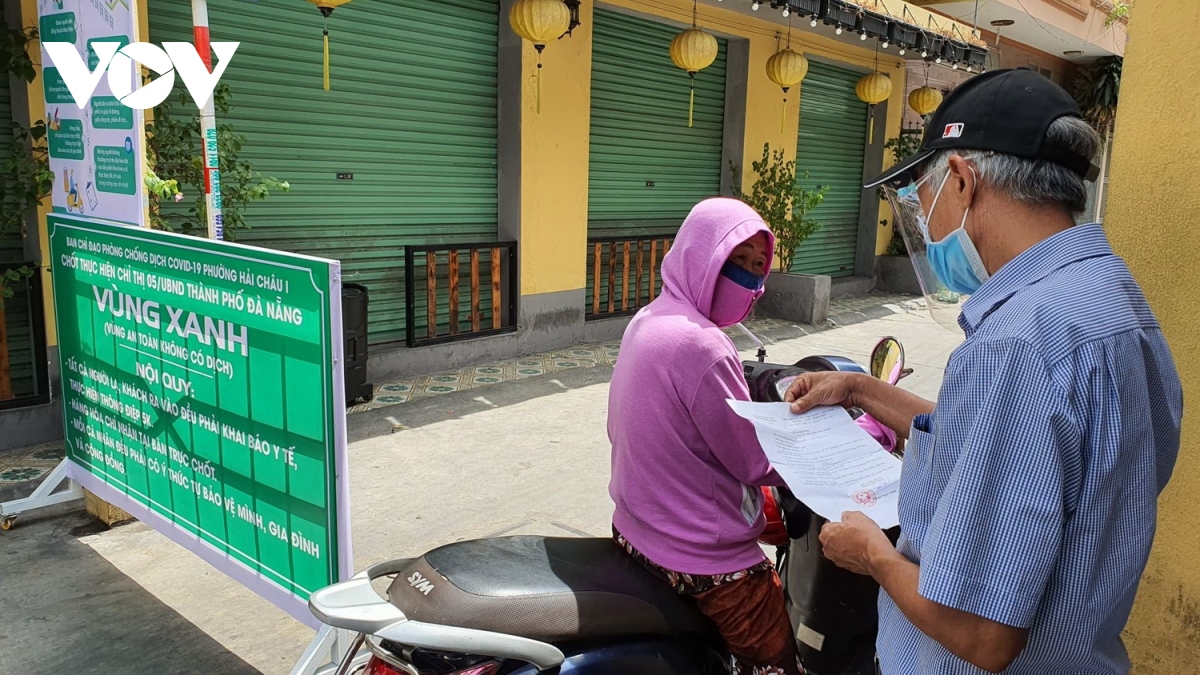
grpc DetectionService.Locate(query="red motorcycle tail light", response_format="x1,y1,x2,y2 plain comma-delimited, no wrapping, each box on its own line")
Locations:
365,655,409,675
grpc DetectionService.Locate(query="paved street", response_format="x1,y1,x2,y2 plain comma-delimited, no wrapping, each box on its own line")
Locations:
1,302,963,675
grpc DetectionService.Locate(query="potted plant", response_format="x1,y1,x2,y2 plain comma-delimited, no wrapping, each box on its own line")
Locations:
921,31,947,60
822,0,862,31
730,143,830,324
1073,55,1122,138
859,6,891,39
876,130,924,295
792,0,823,19
967,45,988,71
146,83,290,239
889,20,921,52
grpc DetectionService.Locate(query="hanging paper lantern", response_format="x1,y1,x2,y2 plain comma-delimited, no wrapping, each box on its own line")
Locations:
766,48,809,132
670,27,718,128
510,0,571,44
305,0,353,91
856,72,892,143
766,48,809,90
908,85,943,117
856,72,892,105
509,0,571,114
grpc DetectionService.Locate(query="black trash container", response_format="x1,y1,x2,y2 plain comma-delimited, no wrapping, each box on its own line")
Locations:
342,283,373,404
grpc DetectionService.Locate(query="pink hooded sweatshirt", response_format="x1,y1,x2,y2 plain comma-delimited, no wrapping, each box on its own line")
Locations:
609,198,784,575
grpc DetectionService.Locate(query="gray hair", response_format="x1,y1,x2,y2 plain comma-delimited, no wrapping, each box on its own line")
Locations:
921,116,1102,215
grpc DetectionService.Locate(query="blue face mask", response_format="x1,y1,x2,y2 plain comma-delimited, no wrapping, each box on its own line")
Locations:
719,261,766,290
904,169,990,295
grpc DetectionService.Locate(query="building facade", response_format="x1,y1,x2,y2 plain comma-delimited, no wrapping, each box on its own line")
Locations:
1,0,1120,445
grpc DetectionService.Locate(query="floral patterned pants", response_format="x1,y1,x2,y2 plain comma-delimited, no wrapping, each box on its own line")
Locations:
614,528,805,675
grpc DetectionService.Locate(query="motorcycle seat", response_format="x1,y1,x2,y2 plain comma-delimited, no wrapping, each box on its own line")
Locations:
385,535,719,644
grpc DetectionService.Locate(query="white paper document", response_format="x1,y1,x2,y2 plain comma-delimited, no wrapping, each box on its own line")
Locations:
727,401,902,528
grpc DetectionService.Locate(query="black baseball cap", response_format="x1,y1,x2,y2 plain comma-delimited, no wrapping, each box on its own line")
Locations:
865,67,1100,188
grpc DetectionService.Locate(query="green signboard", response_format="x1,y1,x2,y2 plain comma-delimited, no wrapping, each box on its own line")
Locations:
50,214,350,626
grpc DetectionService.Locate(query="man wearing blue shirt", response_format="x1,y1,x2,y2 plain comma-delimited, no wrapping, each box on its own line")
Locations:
786,69,1183,674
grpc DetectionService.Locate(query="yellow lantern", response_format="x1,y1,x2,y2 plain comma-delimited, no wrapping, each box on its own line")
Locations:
856,72,892,105
909,85,943,117
766,48,809,132
305,0,353,91
509,0,571,114
856,72,892,143
670,27,718,128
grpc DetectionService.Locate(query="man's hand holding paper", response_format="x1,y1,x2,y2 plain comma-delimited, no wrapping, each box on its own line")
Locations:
726,400,901,529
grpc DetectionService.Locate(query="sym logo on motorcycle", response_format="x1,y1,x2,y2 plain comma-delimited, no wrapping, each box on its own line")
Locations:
408,572,436,597
306,329,909,675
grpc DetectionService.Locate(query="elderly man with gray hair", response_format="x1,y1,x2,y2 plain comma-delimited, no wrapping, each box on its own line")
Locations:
784,68,1182,674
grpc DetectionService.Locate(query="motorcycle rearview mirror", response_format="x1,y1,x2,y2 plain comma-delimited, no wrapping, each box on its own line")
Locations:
734,323,767,363
870,336,905,385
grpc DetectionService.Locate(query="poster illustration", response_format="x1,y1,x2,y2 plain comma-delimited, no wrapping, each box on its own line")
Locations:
39,0,146,226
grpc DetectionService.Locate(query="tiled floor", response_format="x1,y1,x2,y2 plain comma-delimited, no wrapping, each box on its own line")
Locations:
830,291,923,315
351,342,624,412
348,293,919,414
0,442,65,484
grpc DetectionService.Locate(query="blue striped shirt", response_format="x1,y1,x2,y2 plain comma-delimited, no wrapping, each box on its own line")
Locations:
877,224,1183,674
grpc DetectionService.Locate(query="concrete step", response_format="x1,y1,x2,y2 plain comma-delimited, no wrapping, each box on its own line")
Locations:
830,276,876,300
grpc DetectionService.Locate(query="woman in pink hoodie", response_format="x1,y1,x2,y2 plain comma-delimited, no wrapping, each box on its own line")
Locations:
608,198,802,675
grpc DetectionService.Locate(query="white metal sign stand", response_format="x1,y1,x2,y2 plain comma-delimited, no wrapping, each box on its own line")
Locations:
292,626,370,675
0,461,83,530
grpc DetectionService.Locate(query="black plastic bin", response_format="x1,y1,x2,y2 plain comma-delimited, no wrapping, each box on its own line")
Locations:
342,283,374,405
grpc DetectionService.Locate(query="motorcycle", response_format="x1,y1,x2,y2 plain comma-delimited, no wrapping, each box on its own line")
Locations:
306,328,909,675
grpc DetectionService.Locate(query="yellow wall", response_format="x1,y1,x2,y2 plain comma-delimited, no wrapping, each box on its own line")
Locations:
1105,2,1200,672
518,2,595,297
520,0,906,293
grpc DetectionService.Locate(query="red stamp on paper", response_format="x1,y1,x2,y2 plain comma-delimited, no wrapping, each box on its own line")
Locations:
852,490,878,508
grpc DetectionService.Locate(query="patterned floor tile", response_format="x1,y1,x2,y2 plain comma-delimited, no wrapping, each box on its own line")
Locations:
2,447,36,463
28,446,65,461
0,443,66,482
829,292,919,315
0,466,50,483
427,374,464,386
345,293,913,416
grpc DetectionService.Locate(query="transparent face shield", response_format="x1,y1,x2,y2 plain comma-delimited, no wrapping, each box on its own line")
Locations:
881,168,970,333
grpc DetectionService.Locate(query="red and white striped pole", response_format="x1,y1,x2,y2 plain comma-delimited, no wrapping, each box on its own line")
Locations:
192,0,223,241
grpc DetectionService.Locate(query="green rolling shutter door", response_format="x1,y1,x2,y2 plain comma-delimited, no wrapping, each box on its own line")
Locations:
150,0,499,344
0,77,36,398
793,61,869,277
588,8,726,235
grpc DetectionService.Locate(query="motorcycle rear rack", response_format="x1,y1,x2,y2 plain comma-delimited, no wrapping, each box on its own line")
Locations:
308,558,567,672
